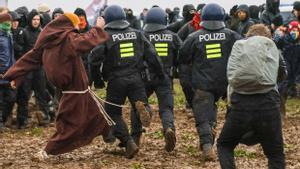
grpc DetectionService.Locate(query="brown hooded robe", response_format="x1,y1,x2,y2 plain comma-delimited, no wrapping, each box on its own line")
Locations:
4,15,111,155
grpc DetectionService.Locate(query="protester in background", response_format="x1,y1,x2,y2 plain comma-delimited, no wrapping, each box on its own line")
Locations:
285,1,300,25
249,5,261,24
52,8,64,20
260,0,280,26
237,4,254,37
37,3,51,28
126,8,141,30
167,4,196,33
0,13,16,131
226,5,240,32
15,9,51,128
15,6,28,28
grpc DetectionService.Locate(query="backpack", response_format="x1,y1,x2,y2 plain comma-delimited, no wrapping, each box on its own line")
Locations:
227,36,280,94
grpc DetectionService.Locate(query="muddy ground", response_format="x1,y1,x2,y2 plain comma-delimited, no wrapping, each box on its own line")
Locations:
0,86,299,169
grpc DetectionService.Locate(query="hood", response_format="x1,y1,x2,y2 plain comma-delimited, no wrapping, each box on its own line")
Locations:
52,8,64,19
249,5,260,19
237,4,250,21
15,6,29,17
34,15,76,49
266,0,280,14
27,9,42,30
74,8,87,18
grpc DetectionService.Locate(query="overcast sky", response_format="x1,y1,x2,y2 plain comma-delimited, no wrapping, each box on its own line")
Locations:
7,0,296,14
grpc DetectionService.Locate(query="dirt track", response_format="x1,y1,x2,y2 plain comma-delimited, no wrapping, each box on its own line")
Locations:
0,101,299,169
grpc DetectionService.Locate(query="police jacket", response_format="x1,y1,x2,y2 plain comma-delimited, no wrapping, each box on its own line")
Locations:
179,28,241,91
144,29,182,78
90,20,164,81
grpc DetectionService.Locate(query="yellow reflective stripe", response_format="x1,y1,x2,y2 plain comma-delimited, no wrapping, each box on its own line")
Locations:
120,43,133,48
155,43,168,48
206,44,221,49
120,48,134,53
156,48,168,52
158,52,168,57
121,52,134,58
206,48,221,54
207,53,222,59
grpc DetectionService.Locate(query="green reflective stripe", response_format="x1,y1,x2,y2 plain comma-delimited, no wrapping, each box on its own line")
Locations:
207,53,222,59
155,43,168,48
158,52,168,57
156,48,168,52
206,48,221,54
120,43,133,48
206,44,221,49
120,48,134,53
121,52,134,58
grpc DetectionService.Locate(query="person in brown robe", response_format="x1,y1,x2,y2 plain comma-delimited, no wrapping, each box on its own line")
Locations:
1,13,113,158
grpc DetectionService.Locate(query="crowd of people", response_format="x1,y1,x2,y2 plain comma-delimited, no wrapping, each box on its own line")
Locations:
0,0,300,168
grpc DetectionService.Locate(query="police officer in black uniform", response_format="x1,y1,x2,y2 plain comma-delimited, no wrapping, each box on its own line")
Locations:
130,7,182,152
91,5,164,159
179,3,241,161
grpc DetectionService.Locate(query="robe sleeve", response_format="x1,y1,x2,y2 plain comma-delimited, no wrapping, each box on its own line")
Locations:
3,48,42,87
70,27,109,55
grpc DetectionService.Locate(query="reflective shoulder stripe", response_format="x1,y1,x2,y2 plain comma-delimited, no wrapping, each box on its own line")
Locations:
155,43,169,57
205,43,222,59
120,43,133,48
120,42,134,58
121,52,135,58
155,43,168,48
207,53,222,59
206,43,221,49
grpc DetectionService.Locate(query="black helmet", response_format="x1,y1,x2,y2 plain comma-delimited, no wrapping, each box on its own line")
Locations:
103,5,130,29
201,3,225,30
144,7,167,32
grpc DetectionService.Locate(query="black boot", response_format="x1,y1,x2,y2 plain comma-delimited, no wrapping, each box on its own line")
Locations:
164,128,176,152
125,139,139,159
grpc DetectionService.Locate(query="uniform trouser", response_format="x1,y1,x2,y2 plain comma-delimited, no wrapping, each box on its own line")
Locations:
217,107,285,169
0,84,17,124
131,76,175,138
193,89,223,146
16,69,51,124
179,65,194,108
105,73,148,144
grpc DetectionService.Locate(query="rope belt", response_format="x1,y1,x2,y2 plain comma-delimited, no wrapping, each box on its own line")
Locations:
62,88,117,126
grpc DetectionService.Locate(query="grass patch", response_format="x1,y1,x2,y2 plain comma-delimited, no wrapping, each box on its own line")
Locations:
146,130,164,140
30,127,43,137
234,149,256,159
185,144,198,156
131,162,145,169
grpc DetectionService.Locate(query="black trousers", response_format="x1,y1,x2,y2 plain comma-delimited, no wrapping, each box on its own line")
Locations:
105,73,148,144
179,65,194,108
217,91,285,169
16,69,51,125
0,84,17,123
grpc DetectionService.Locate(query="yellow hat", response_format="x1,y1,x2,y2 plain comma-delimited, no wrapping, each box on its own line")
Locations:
64,13,80,27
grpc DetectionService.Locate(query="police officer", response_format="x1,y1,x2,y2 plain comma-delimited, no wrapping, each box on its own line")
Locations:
91,5,164,159
130,7,182,152
178,3,241,161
